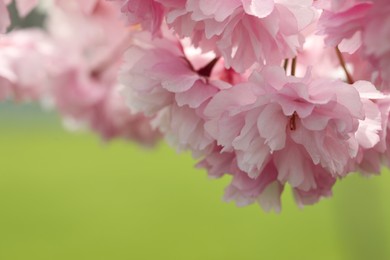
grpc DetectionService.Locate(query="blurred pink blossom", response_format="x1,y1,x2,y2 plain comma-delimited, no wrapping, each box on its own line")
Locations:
116,0,165,35
165,0,316,72
0,0,160,145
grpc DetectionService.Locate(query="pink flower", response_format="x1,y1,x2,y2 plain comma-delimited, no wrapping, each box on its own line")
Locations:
204,66,377,205
46,0,160,144
0,30,57,101
317,0,373,53
196,146,237,179
3,0,390,211
55,0,100,14
118,30,286,210
53,69,160,144
47,0,125,54
317,0,390,89
362,0,390,84
0,0,160,145
196,144,285,211
119,30,240,153
113,0,166,35
223,161,283,211
165,0,316,72
292,165,335,206
352,89,390,174
95,89,161,144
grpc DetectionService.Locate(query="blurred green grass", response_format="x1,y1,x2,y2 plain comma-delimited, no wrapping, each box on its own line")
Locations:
0,104,389,260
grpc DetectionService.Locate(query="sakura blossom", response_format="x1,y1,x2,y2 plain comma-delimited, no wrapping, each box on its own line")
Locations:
0,29,56,101
317,0,390,89
116,0,165,35
203,66,382,208
0,0,160,145
1,0,390,211
164,0,316,72
118,30,235,153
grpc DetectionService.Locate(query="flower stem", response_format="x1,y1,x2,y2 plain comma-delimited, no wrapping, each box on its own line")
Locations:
283,59,289,73
291,57,297,76
335,46,354,84
283,59,289,72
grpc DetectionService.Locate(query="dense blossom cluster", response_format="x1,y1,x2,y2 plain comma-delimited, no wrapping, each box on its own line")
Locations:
0,0,159,143
1,0,390,211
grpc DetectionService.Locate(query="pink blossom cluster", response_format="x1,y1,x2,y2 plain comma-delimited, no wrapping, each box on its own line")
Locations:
115,0,390,211
1,0,390,211
0,0,160,144
317,0,390,88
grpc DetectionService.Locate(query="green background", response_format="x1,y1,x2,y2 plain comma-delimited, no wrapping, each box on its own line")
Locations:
0,103,389,260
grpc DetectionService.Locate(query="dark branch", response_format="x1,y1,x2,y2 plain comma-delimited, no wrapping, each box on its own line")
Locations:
335,46,354,84
291,57,297,76
197,57,220,78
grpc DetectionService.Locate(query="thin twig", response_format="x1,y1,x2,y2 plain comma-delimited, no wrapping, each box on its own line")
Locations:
335,46,354,84
283,59,289,72
291,57,297,76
